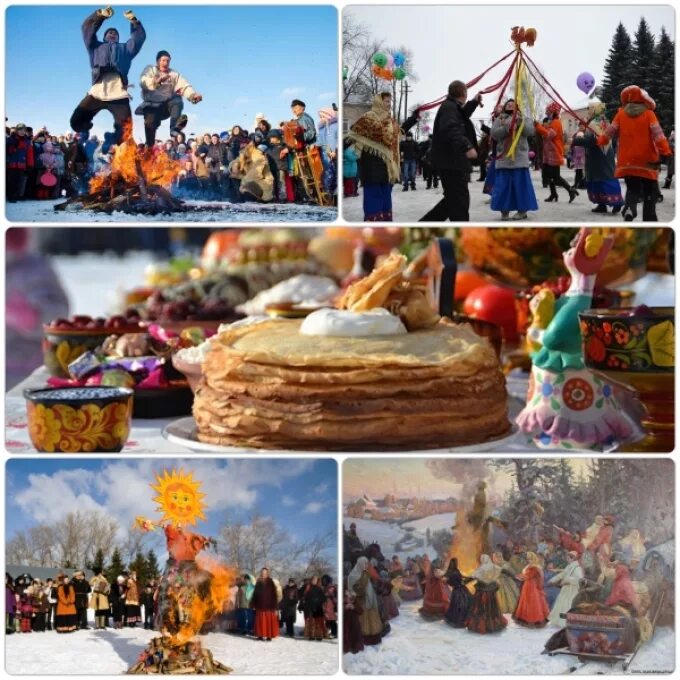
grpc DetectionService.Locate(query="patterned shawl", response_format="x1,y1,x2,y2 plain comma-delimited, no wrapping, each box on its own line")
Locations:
347,94,401,183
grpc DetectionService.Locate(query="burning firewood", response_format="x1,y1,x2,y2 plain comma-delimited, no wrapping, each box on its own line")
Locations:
127,637,232,675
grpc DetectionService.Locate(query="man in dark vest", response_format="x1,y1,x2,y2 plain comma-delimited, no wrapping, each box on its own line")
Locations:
70,7,146,153
430,80,481,221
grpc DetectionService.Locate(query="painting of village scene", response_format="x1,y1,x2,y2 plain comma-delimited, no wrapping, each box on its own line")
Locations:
342,458,674,674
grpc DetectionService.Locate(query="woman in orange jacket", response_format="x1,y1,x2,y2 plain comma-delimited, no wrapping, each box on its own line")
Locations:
597,85,672,221
55,574,77,633
534,102,578,204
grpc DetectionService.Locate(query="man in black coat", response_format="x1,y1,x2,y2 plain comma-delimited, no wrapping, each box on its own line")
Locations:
428,80,482,221
72,570,92,629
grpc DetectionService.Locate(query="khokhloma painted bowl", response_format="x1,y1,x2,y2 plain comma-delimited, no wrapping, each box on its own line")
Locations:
25,387,133,453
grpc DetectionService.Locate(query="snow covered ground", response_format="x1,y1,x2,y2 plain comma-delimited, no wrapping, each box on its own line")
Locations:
343,600,674,675
6,616,338,675
7,199,336,223
342,170,675,223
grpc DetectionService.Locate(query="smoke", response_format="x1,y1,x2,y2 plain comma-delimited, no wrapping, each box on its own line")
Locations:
425,459,495,498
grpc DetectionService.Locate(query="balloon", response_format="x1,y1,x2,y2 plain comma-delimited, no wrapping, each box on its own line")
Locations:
386,54,395,69
372,52,388,68
371,64,381,76
576,72,596,95
381,68,394,81
393,52,406,67
393,67,406,81
524,27,537,46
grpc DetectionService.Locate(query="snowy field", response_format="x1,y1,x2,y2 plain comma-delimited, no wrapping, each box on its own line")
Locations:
343,515,456,561
6,614,338,675
343,600,674,675
7,199,336,223
342,169,675,223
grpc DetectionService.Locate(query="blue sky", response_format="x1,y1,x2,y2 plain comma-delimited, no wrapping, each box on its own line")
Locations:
6,5,338,141
6,458,337,557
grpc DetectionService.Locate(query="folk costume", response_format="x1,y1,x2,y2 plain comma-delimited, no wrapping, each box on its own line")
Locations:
444,559,472,628
70,9,146,151
302,581,327,640
465,555,506,634
348,557,383,645
89,574,111,629
534,103,577,203
347,94,400,221
125,577,142,627
597,85,672,221
490,103,538,218
55,580,78,633
513,553,549,627
419,566,450,619
493,556,520,614
547,557,583,626
251,575,280,640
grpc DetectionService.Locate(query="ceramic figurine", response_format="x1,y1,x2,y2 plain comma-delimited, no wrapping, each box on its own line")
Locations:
516,228,642,450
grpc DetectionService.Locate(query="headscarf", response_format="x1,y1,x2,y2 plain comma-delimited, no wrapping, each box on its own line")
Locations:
471,554,501,583
244,574,255,601
347,557,378,610
346,94,400,183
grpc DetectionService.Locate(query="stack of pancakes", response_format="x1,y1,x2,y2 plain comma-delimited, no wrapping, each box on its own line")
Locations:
193,318,509,450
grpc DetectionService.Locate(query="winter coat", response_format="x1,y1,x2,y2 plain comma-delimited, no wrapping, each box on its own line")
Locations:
72,577,91,609
6,133,35,170
125,580,139,606
56,584,76,617
431,96,480,172
279,585,298,620
571,132,617,182
295,112,317,145
232,145,274,202
267,144,289,173
89,575,110,611
206,143,225,174
302,584,326,618
400,139,419,162
82,10,146,88
141,591,155,613
251,578,278,611
548,561,583,626
324,585,337,621
6,585,17,615
491,113,535,169
194,145,210,178
236,583,253,609
140,65,197,104
534,118,565,167
343,147,358,178
358,152,389,186
601,104,672,180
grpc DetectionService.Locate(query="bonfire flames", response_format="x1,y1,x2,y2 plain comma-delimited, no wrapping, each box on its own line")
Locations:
447,505,483,579
56,123,195,215
129,555,236,674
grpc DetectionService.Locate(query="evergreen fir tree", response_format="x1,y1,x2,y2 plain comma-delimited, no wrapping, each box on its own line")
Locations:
105,547,125,584
91,548,105,574
631,18,657,96
129,551,149,586
146,549,161,581
652,26,675,133
601,23,633,122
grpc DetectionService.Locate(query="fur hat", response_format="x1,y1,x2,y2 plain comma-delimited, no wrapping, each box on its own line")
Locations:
14,123,26,131
620,85,656,110
291,99,306,108
267,129,283,141
546,102,561,117
104,27,119,40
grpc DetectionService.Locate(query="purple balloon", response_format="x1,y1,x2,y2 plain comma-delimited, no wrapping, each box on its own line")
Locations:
576,72,595,95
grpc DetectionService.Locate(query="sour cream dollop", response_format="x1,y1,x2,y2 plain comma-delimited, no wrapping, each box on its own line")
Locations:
299,308,407,337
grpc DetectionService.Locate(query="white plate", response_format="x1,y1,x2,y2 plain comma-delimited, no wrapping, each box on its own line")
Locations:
161,397,525,454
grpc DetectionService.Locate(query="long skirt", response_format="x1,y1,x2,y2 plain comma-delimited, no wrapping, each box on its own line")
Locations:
304,615,327,640
125,604,142,624
491,167,538,212
381,593,399,620
254,609,279,639
445,585,472,627
343,609,364,654
465,582,507,634
363,183,393,221
586,179,624,206
55,613,78,633
496,574,520,614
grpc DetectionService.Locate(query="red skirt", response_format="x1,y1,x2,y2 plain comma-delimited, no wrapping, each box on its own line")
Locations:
254,610,280,639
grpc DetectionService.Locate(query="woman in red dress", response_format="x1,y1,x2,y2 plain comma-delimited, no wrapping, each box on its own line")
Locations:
419,561,450,619
252,568,280,641
513,552,549,627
